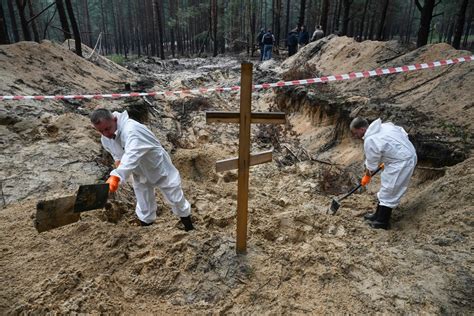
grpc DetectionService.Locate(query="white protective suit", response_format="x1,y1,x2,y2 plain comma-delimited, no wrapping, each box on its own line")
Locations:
101,111,190,223
363,119,417,208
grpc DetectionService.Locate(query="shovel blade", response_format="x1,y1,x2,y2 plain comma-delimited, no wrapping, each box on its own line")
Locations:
74,183,109,213
35,195,80,232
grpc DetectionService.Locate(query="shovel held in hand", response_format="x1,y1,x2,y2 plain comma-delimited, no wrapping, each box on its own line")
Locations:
328,163,384,215
34,183,109,232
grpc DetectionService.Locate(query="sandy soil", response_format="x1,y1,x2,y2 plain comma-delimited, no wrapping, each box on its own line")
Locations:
0,38,472,314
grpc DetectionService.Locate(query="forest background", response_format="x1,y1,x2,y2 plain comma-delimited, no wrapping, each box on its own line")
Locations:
0,0,472,60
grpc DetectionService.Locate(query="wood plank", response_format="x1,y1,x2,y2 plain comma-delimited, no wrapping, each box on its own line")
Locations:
34,195,80,232
215,150,273,172
236,63,253,254
206,111,286,124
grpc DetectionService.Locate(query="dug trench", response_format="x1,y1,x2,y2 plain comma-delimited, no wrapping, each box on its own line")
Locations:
0,37,472,314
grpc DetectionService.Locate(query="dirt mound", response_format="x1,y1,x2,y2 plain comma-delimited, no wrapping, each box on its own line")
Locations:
0,40,134,96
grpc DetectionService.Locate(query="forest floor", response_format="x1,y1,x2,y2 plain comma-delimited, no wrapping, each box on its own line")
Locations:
0,37,472,314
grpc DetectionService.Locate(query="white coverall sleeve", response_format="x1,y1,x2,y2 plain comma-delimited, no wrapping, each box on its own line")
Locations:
101,138,123,162
364,138,382,172
110,131,154,182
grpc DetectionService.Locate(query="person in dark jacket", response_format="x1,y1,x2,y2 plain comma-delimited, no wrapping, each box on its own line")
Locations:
261,29,275,60
298,25,309,46
256,28,265,61
287,28,299,57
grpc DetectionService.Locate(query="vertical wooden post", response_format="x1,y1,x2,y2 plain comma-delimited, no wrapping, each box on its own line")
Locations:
236,63,252,254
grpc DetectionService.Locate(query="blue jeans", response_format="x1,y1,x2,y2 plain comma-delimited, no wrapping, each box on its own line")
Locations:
263,44,273,60
259,45,264,61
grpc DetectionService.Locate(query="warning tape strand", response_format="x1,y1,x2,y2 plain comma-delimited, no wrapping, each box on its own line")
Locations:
1,55,472,101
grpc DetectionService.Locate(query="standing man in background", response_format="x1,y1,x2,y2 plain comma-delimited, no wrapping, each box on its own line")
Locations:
311,25,324,42
256,28,265,61
286,28,299,57
262,29,275,60
298,25,309,47
350,117,417,230
90,108,194,231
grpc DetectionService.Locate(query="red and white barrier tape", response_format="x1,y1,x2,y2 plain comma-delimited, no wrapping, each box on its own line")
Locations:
1,55,472,101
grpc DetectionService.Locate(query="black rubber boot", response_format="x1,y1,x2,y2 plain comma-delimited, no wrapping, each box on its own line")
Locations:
369,205,392,230
180,216,194,231
139,220,153,227
364,204,380,221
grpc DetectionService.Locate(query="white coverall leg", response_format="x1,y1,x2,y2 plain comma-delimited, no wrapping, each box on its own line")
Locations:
158,185,191,218
133,179,191,224
133,181,158,224
378,157,417,208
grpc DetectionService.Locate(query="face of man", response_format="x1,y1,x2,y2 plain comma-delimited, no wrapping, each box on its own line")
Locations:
351,127,366,139
94,117,117,139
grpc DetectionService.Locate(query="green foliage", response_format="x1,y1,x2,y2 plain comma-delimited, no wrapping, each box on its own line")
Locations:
107,54,126,66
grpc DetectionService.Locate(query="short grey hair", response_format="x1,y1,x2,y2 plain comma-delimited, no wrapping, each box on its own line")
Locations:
350,117,369,130
90,108,113,125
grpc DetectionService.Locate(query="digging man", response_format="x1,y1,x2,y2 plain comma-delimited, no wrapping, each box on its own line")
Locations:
350,117,417,229
90,108,194,231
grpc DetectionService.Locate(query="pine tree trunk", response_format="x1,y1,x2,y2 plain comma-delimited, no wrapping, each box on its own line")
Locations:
286,0,291,35
341,0,352,36
154,0,165,59
27,0,39,42
0,3,10,44
299,0,306,27
452,0,469,49
377,0,389,40
416,0,436,47
7,0,19,42
56,0,71,40
15,0,31,41
358,0,370,39
320,0,329,34
64,0,82,56
463,2,473,47
275,0,282,46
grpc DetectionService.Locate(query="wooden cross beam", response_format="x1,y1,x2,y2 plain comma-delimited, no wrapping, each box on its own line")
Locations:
206,63,286,254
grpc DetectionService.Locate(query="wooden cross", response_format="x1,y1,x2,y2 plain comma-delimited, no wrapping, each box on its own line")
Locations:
206,63,286,254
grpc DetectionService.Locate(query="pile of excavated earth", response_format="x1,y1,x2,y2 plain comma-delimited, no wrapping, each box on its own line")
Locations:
0,37,472,314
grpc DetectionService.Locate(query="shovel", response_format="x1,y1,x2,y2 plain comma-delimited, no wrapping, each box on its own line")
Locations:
34,183,109,232
327,164,384,215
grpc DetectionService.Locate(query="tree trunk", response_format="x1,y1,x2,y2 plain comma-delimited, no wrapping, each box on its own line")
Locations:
99,0,108,54
154,0,164,59
7,0,19,42
15,0,31,41
463,1,473,47
452,0,469,49
274,0,282,46
320,0,329,34
27,0,40,42
64,0,82,56
286,0,291,35
377,0,390,40
415,0,436,47
0,3,10,44
56,0,70,40
358,0,370,39
298,0,306,27
210,0,218,57
341,0,352,36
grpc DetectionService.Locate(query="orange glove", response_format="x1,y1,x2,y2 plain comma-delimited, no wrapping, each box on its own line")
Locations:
361,174,371,186
106,175,120,193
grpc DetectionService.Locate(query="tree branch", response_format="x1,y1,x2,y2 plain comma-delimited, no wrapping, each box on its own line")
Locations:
415,0,423,11
26,2,55,24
